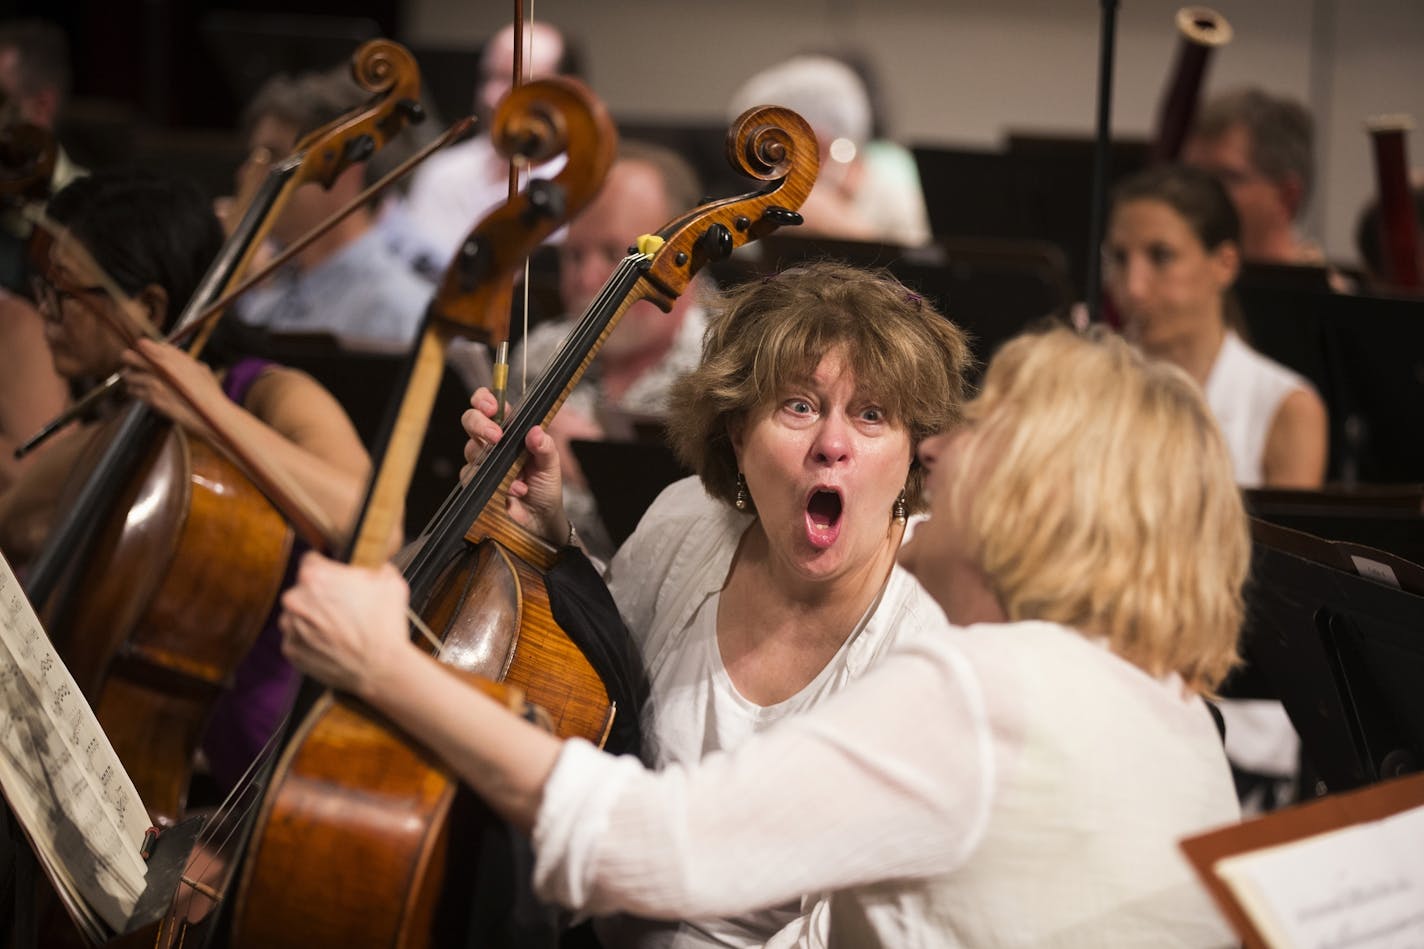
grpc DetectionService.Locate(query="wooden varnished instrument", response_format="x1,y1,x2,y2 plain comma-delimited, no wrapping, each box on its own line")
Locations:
228,103,818,949
1150,7,1233,163
212,76,617,949
1365,115,1422,290
24,39,426,826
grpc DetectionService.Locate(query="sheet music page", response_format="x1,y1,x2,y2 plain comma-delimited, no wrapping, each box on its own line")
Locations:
1214,805,1424,948
0,550,149,934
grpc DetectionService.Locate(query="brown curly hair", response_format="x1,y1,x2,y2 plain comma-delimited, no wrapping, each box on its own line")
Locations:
666,261,973,514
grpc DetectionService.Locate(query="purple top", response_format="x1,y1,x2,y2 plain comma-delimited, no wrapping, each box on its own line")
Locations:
201,357,303,792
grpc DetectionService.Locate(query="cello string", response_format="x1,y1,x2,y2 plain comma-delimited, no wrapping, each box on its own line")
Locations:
408,607,443,653
185,715,291,856
520,0,536,396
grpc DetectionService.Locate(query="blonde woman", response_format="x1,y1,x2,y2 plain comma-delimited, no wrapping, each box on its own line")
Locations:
280,327,1247,946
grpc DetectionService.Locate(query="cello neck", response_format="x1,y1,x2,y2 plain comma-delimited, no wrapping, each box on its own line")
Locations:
403,257,647,597
168,157,300,346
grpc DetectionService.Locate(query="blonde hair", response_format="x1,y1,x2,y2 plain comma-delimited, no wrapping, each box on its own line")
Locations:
951,327,1248,693
666,262,973,513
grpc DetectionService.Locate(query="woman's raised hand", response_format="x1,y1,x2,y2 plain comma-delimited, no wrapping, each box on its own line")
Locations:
460,387,570,546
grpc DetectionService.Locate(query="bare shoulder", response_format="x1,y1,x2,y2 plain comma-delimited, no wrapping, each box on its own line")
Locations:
0,292,49,361
241,365,341,420
238,364,367,465
1263,386,1328,489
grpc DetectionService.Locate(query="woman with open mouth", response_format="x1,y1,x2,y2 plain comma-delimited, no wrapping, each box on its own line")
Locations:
444,260,974,947
281,325,1247,946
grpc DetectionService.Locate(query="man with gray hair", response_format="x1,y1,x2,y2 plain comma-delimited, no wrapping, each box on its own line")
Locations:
1183,86,1317,264
501,141,706,559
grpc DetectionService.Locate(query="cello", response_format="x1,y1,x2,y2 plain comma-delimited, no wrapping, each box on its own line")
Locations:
230,101,817,948
114,75,617,949
21,39,426,824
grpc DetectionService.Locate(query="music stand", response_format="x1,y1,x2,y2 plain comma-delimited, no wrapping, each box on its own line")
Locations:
911,144,1032,244
1236,284,1424,483
1246,486,1424,567
1005,133,1150,299
1244,519,1424,794
615,118,749,203
200,11,380,109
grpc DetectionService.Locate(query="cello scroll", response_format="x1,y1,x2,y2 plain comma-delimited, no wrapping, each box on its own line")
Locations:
642,105,818,305
287,39,425,191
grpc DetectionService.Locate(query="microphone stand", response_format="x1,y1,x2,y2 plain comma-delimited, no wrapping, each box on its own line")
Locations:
1084,0,1120,323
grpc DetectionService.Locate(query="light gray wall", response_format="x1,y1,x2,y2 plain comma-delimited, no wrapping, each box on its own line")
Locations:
406,0,1424,264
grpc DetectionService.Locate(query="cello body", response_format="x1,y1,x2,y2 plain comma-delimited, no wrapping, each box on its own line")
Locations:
233,521,611,947
45,416,292,823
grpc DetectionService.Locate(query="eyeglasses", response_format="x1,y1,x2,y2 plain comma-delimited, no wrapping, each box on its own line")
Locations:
30,274,107,322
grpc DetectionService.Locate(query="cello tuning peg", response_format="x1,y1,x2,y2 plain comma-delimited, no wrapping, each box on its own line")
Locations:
523,178,567,224
693,222,734,262
456,235,491,290
396,99,426,123
341,133,376,165
760,206,803,227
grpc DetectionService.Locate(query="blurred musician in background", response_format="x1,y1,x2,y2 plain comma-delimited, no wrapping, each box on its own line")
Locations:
1106,164,1327,491
385,20,577,275
505,141,706,559
727,53,930,247
232,67,434,347
0,168,374,792
1182,87,1321,267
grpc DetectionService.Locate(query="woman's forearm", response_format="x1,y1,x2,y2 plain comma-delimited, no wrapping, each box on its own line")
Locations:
361,642,565,833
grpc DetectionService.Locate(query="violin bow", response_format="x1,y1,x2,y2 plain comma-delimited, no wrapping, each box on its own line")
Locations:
1084,0,1120,325
489,0,536,422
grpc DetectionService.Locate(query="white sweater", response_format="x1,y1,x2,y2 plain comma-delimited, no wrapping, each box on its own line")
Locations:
532,616,1240,947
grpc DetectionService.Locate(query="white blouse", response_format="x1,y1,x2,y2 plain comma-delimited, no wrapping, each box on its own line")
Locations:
1203,330,1314,490
596,477,944,947
532,619,1241,947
